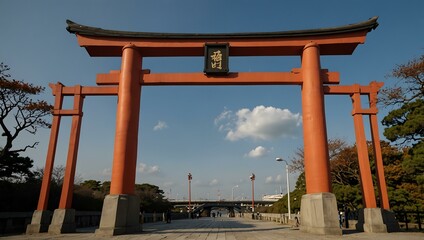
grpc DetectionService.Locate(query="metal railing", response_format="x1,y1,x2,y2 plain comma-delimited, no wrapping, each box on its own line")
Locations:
394,211,423,231
0,211,191,235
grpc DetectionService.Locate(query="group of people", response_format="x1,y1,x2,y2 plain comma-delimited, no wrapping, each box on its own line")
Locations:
211,212,222,218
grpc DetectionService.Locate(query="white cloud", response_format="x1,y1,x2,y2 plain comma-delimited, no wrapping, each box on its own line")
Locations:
138,163,147,172
246,146,268,158
101,168,111,176
265,176,273,183
137,163,160,175
149,165,160,174
265,174,283,184
153,121,168,131
209,179,219,186
214,108,232,125
214,109,234,132
215,105,302,141
275,174,283,183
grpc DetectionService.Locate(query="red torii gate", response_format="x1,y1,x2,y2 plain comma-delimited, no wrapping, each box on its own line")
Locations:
26,17,398,236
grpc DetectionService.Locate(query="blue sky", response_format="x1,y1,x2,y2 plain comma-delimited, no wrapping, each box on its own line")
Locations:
1,0,423,201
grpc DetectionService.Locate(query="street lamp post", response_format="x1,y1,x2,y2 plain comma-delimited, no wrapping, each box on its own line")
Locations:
188,173,192,218
276,157,291,219
250,173,255,212
232,185,239,201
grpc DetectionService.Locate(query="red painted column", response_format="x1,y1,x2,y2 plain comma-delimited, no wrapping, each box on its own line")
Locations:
58,86,84,209
368,83,390,210
351,90,377,208
301,42,331,193
37,83,64,210
251,181,255,211
188,173,192,216
110,44,142,195
369,114,390,209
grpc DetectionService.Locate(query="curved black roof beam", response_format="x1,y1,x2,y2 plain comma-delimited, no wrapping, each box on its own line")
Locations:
66,17,378,39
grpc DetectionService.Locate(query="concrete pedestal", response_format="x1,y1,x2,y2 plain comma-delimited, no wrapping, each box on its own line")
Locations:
95,194,141,236
48,208,76,234
381,209,400,232
26,210,52,234
356,208,399,233
300,192,342,235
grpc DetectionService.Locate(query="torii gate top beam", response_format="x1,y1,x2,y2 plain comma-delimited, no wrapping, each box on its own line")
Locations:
67,17,378,57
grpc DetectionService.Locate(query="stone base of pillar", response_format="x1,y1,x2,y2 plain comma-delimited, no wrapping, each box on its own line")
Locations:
381,209,401,232
356,208,399,233
26,210,52,234
95,194,141,236
47,208,76,234
299,192,342,235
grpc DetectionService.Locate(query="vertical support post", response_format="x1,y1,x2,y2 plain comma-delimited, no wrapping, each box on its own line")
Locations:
351,90,377,209
352,87,392,233
301,43,331,193
48,86,84,234
27,82,64,234
299,42,341,235
96,44,142,236
368,82,390,210
369,116,389,207
59,86,84,209
110,44,142,195
37,83,64,210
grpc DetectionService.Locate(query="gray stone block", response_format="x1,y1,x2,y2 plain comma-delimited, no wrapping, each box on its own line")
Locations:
95,194,141,236
299,192,342,235
382,209,400,232
48,208,76,234
356,208,399,233
26,210,52,234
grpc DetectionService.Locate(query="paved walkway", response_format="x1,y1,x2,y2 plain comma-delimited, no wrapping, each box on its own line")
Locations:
4,217,424,240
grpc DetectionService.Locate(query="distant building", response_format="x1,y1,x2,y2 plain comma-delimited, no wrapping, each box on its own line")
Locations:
262,194,284,202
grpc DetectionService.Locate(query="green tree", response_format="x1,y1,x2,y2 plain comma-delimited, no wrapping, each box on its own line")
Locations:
0,62,53,159
330,144,360,186
289,138,348,173
135,183,171,213
382,99,424,145
72,183,104,211
329,143,362,210
100,181,111,195
379,54,424,106
80,179,101,191
0,150,34,182
332,184,362,210
380,54,424,211
0,62,52,182
287,138,423,212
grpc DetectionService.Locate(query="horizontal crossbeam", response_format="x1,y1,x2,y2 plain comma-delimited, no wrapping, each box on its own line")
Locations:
49,83,118,96
323,82,383,95
48,81,382,116
96,69,340,86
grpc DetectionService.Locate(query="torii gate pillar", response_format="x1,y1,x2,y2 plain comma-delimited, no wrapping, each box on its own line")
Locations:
95,45,142,236
299,43,342,235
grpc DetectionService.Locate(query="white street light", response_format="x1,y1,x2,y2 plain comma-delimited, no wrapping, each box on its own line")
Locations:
232,185,239,201
276,157,291,219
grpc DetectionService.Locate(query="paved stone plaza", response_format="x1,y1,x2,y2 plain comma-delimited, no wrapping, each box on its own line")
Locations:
5,217,424,240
